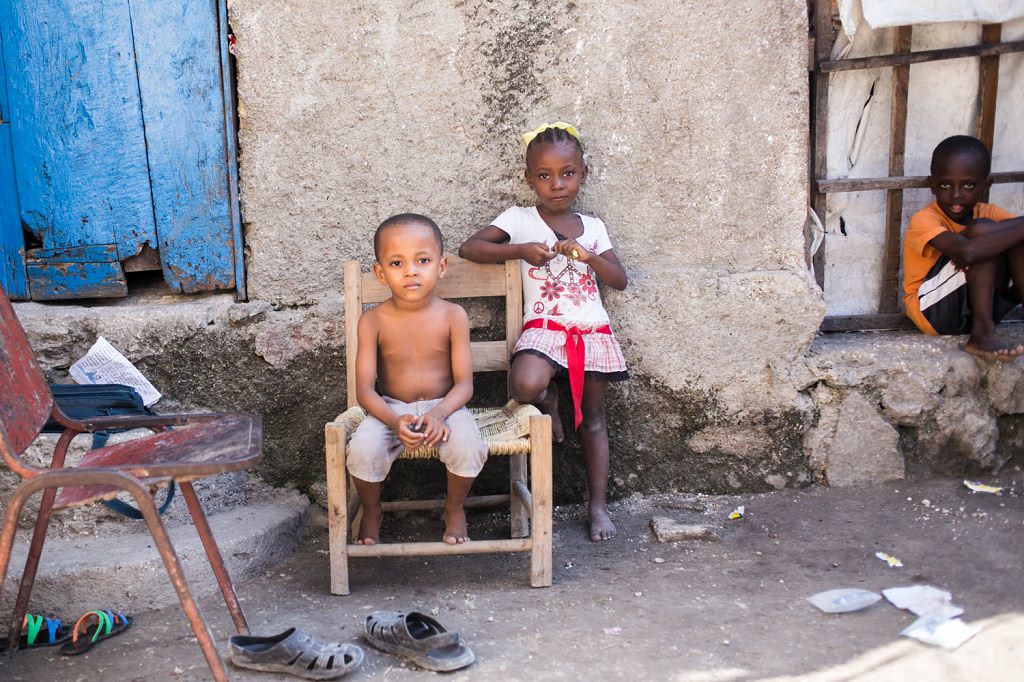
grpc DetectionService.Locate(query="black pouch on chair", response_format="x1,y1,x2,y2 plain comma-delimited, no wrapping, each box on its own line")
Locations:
45,383,175,518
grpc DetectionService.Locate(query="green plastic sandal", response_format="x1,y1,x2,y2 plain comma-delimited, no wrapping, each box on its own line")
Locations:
0,613,70,649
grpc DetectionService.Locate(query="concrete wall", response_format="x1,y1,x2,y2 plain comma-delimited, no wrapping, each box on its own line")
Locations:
12,2,1018,519
229,0,826,493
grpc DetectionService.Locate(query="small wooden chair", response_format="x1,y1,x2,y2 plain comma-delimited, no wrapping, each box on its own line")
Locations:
324,255,553,595
0,286,261,682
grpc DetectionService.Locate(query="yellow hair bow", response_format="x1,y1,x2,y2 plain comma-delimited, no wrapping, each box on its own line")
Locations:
521,121,579,148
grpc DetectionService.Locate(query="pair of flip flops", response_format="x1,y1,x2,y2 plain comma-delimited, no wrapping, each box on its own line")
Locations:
229,628,364,680
0,610,131,654
363,611,475,672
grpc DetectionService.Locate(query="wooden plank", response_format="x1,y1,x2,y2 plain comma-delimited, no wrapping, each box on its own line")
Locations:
130,0,235,294
26,261,126,300
529,414,552,588
820,38,1024,73
512,479,532,511
509,453,529,538
360,255,507,304
505,259,523,358
0,127,27,300
347,537,531,557
977,24,1001,203
810,0,833,290
0,26,27,300
26,244,118,264
380,494,510,512
216,0,245,300
0,2,156,259
324,422,349,595
880,26,912,314
820,314,916,332
344,260,362,408
818,171,1024,193
471,340,509,372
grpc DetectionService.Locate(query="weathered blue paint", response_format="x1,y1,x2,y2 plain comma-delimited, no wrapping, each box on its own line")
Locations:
26,244,121,263
26,246,126,300
130,0,235,294
217,0,246,300
0,1,157,260
0,27,28,300
0,1,244,301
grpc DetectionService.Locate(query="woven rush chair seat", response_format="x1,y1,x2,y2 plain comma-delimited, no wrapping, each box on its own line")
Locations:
332,400,539,459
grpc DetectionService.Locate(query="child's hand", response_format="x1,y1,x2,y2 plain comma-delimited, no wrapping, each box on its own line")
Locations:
553,238,592,262
518,242,555,266
414,410,450,448
397,414,427,451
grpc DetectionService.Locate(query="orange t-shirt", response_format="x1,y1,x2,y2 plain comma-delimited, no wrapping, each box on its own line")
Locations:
902,201,1015,334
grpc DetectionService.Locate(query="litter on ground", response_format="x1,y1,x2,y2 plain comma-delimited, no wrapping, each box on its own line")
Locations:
901,615,981,650
875,551,903,568
807,588,881,614
963,480,1003,495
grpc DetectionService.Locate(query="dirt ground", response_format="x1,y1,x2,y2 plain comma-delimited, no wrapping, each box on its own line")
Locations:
1,471,1022,681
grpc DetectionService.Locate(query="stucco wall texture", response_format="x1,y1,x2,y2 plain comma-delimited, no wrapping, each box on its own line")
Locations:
231,0,825,428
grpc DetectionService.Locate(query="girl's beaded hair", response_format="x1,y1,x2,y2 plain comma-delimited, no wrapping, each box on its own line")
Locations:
523,123,585,159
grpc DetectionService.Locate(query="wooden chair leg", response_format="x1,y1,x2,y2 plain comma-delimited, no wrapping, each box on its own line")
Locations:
509,453,529,538
325,422,350,595
126,479,229,682
528,415,553,588
179,481,249,634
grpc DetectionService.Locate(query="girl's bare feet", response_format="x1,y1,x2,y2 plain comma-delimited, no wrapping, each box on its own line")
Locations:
963,336,1024,362
356,506,382,545
539,380,565,443
443,504,470,544
589,504,617,542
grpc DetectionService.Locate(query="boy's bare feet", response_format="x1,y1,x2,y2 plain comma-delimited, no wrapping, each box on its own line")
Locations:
443,504,470,544
539,380,564,443
963,336,1024,362
356,506,382,545
589,505,616,542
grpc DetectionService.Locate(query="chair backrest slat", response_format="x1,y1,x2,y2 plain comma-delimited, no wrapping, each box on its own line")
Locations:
0,287,54,458
344,255,522,408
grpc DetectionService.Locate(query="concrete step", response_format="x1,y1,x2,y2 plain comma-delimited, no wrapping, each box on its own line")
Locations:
1,493,309,618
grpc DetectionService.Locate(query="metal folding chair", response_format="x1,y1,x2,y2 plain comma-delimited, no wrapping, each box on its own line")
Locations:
0,286,261,681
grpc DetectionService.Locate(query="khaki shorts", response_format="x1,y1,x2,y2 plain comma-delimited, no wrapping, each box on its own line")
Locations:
346,396,487,482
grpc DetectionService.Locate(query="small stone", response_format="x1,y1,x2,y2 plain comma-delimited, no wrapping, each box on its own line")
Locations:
653,557,666,564
650,517,720,543
634,592,642,597
922,499,931,507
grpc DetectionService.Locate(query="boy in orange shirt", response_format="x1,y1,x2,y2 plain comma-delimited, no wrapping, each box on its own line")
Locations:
902,135,1024,361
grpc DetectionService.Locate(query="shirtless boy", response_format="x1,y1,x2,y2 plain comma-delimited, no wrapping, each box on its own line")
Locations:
903,135,1024,360
346,214,487,544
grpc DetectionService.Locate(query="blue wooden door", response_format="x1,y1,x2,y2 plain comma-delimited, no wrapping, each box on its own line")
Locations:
0,0,243,300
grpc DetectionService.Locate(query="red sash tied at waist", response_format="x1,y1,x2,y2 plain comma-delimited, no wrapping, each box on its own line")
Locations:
521,318,612,430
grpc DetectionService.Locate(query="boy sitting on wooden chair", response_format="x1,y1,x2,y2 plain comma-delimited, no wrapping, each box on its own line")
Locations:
346,213,487,545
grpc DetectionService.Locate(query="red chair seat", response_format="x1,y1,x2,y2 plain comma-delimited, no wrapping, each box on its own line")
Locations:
54,414,259,509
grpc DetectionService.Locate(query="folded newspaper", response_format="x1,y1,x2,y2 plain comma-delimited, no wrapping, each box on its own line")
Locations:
69,337,162,406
